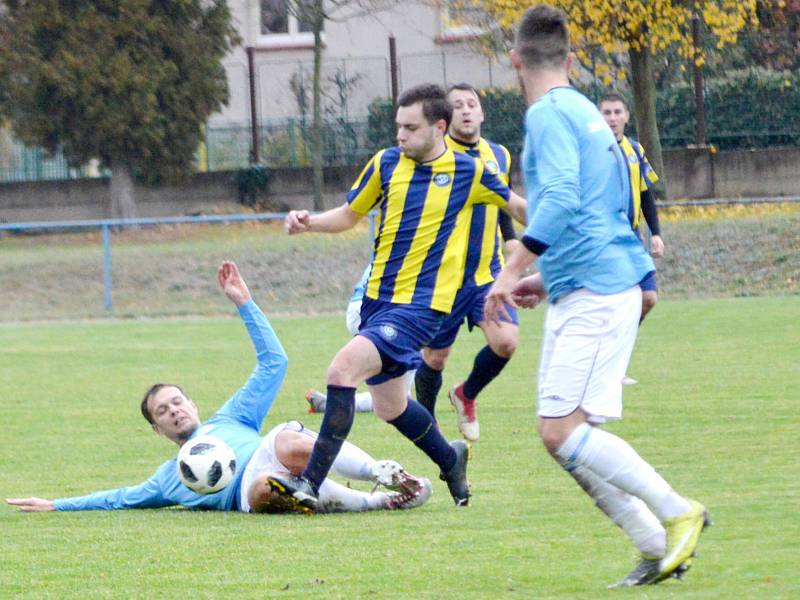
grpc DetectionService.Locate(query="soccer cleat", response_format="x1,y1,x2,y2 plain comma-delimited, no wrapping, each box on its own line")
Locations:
439,439,471,506
266,474,319,514
656,500,710,582
621,376,638,385
608,555,694,588
386,477,433,510
608,554,661,588
305,389,327,414
448,385,480,442
370,459,425,495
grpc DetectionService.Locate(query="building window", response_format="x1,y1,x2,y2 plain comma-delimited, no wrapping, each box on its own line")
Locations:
260,0,320,47
441,1,485,40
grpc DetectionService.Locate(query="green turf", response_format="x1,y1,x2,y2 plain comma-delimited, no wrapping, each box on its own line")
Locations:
1,296,798,598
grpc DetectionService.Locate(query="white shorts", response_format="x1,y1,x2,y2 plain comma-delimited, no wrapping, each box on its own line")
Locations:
537,286,641,423
345,299,362,337
238,420,315,512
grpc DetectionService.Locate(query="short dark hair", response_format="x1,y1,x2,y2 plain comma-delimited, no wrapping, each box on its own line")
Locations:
515,5,570,68
141,383,184,425
599,92,629,109
447,82,480,100
397,83,452,128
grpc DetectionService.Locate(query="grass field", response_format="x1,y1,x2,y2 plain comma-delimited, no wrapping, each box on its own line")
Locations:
2,296,798,598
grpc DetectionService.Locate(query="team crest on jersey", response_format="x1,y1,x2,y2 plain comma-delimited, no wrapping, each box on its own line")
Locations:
433,173,451,187
485,160,499,175
380,325,398,340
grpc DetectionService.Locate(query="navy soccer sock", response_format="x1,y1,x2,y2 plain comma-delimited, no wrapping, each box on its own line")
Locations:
388,400,456,473
301,385,356,494
462,345,510,400
414,362,443,418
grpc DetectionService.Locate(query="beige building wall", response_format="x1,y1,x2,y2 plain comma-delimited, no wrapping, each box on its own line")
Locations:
212,1,517,126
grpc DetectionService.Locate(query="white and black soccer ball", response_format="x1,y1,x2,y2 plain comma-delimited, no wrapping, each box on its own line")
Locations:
176,435,237,495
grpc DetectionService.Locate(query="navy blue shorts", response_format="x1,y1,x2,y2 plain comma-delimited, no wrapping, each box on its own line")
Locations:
639,270,658,292
428,282,518,350
358,298,445,385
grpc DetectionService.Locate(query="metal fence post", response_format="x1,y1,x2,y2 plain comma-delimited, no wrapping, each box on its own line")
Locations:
102,224,113,312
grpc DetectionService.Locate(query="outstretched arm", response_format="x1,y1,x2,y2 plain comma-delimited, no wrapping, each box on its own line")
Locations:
213,262,288,431
285,203,362,235
7,472,173,512
6,497,55,512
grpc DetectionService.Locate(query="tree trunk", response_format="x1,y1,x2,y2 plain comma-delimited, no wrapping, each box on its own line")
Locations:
311,0,324,211
110,161,137,221
628,46,667,198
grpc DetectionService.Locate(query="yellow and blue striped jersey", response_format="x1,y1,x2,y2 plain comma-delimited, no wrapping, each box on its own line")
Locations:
620,136,659,228
347,146,510,313
446,134,512,286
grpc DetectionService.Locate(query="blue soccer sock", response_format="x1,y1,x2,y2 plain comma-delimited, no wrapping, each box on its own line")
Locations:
302,385,356,494
388,400,456,473
414,362,443,418
462,345,510,400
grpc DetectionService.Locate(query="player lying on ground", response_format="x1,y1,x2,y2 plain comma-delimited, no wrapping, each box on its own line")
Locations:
6,261,430,515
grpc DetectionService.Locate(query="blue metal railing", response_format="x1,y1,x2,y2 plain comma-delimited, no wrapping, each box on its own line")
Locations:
0,198,793,314
0,213,285,312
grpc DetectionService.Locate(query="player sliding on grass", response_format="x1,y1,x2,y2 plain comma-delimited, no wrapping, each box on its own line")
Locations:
484,5,710,587
6,261,430,515
275,83,528,511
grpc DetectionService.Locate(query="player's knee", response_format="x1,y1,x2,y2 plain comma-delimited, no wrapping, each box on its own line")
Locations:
274,431,313,474
490,333,518,358
536,419,569,455
326,359,359,386
423,347,450,371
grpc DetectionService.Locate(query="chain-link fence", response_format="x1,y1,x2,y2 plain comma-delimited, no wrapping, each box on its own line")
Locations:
3,50,800,179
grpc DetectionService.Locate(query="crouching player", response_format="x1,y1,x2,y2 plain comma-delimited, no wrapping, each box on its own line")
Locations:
7,262,430,515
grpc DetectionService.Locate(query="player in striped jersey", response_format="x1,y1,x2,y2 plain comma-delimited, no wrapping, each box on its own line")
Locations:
599,92,664,322
273,84,527,510
416,83,521,442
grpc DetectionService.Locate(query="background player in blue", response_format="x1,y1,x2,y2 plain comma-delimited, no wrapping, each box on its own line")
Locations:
6,262,431,514
599,92,664,323
484,5,708,587
276,84,527,511
415,83,520,442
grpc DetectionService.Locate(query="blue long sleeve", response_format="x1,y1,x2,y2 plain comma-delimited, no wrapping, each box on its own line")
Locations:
212,299,288,431
521,88,654,302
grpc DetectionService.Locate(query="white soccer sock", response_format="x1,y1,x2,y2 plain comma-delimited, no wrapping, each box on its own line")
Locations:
568,464,666,557
317,478,387,512
328,438,375,481
556,423,691,521
354,391,375,413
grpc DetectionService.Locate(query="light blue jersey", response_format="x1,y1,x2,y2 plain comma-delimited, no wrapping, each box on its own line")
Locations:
54,300,288,512
349,264,371,303
520,87,654,302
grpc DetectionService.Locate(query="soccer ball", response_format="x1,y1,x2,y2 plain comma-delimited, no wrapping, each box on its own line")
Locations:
176,435,237,495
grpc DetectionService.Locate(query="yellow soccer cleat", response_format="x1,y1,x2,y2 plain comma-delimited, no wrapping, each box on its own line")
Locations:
657,499,710,581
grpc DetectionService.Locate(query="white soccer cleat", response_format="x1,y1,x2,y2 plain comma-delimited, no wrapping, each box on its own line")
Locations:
621,376,638,386
371,460,426,496
386,477,433,510
448,386,480,442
